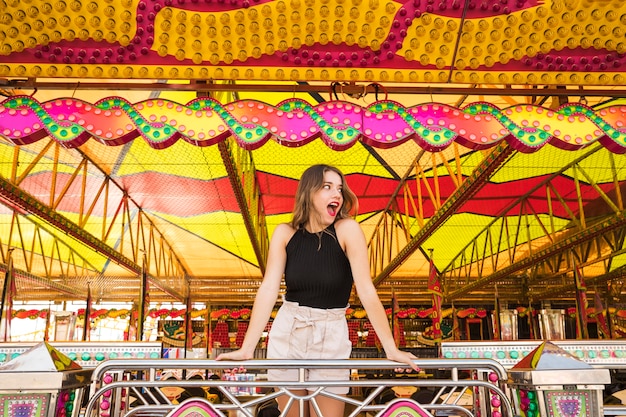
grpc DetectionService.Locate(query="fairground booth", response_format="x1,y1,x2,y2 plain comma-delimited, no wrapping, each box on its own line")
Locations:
0,0,626,416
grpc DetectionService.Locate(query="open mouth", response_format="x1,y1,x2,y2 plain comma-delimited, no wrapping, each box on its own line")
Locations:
328,202,339,216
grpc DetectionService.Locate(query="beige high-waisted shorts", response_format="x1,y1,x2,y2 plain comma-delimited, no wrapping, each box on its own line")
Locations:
266,300,352,394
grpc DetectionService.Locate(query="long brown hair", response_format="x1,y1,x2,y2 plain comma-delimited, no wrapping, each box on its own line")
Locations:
290,164,358,229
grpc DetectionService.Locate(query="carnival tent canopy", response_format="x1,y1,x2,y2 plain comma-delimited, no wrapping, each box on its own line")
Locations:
0,88,624,308
0,0,625,309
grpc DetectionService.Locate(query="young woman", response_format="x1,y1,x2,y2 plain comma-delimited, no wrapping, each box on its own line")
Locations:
217,164,418,416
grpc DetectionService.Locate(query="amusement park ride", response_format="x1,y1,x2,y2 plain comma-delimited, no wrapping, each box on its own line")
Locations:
0,0,626,415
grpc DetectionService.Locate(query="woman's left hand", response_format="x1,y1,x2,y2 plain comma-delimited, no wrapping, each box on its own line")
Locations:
386,349,420,372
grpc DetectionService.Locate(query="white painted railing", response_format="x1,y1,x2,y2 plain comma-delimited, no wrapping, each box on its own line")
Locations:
84,358,513,417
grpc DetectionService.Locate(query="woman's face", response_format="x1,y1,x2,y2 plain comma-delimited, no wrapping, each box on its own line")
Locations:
310,170,344,227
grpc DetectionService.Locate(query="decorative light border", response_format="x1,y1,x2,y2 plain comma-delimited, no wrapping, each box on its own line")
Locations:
7,305,609,321
1,96,625,153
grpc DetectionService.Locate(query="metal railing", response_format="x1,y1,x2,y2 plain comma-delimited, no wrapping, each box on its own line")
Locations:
84,358,513,417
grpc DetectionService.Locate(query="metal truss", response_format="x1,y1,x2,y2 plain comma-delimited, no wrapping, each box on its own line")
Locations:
0,210,100,278
218,138,270,274
0,139,187,301
367,140,626,304
4,79,626,100
443,145,625,303
203,86,270,276
369,142,516,286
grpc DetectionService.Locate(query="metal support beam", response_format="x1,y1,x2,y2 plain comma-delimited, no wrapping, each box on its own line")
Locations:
448,215,626,299
373,142,516,286
218,138,270,274
3,79,626,98
442,144,625,300
0,175,185,301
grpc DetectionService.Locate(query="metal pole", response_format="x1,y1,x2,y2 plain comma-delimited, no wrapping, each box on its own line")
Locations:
138,254,149,341
0,249,14,342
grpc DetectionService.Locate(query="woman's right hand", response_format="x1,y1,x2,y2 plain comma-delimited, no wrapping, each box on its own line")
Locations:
215,349,253,361
385,348,420,372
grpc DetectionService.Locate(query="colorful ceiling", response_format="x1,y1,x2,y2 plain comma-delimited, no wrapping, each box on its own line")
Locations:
0,92,624,307
0,0,625,308
1,0,625,85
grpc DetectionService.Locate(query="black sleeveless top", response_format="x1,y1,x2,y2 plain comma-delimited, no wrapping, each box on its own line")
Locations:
284,223,354,309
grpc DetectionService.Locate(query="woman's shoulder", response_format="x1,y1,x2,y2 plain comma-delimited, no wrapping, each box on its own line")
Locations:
273,223,298,241
334,218,365,251
334,217,359,231
275,222,297,233
268,223,298,252
334,218,363,238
